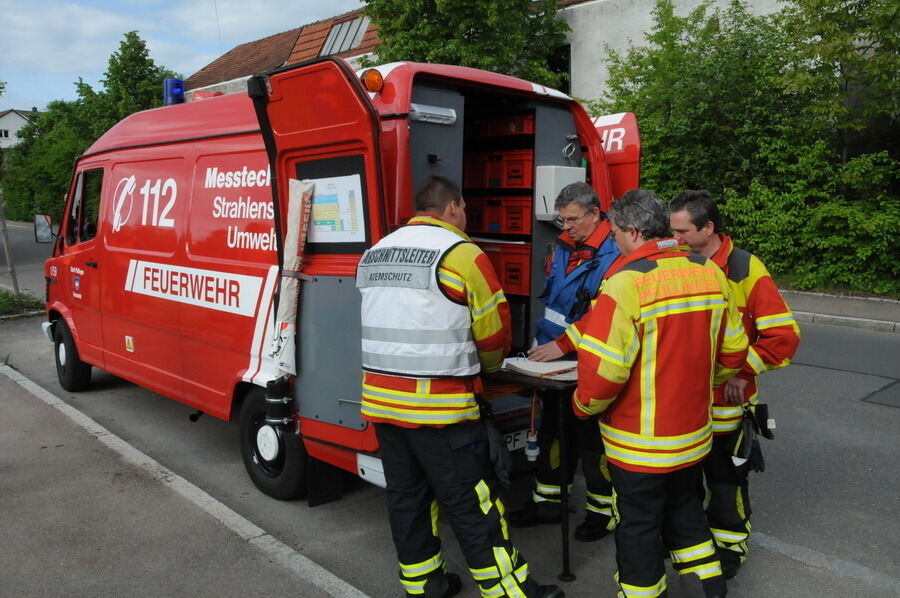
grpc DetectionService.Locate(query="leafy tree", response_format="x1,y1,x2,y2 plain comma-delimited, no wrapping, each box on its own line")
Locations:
721,145,899,294
777,0,899,163
1,32,179,221
1,100,94,220
591,0,808,200
594,0,899,295
99,31,180,128
362,0,570,87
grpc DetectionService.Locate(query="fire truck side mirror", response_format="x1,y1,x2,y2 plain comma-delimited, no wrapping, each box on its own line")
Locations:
34,214,55,243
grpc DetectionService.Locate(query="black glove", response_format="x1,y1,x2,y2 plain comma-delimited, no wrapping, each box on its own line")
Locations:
733,407,765,472
753,403,775,440
749,437,766,472
732,408,755,462
484,417,512,489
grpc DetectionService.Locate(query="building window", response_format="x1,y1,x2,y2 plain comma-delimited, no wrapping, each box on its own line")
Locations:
0,130,9,138
319,16,370,56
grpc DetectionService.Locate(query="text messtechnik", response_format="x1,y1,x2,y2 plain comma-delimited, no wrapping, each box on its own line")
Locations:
205,166,276,252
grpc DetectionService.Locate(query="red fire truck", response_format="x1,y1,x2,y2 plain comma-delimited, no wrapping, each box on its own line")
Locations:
38,58,640,504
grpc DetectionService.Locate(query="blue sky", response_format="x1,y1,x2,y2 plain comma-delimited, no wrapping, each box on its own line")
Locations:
0,0,364,112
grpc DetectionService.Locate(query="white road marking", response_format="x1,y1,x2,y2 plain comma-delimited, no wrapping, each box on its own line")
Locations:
0,363,370,598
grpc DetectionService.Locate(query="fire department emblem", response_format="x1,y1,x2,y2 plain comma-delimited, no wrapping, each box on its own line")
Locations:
112,175,136,232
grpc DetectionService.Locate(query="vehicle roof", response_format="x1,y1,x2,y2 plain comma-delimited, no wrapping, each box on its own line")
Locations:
82,93,259,158
363,61,573,114
81,59,576,160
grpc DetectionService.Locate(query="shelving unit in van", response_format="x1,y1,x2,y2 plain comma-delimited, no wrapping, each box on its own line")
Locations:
463,110,540,352
407,81,587,353
463,102,589,354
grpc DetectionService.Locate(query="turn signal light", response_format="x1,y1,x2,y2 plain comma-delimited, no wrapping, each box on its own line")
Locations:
360,69,384,93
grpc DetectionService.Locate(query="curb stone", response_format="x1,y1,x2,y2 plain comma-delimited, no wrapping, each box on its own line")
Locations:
793,311,898,334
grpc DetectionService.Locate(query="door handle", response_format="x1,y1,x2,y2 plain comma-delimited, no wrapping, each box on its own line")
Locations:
86,261,98,268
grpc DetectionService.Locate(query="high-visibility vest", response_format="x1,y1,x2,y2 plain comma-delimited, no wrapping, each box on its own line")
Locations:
356,224,479,378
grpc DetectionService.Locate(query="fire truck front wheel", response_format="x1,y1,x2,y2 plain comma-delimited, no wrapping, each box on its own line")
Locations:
53,319,92,392
239,388,307,500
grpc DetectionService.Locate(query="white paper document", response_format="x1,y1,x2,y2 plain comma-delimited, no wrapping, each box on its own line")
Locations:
502,357,578,381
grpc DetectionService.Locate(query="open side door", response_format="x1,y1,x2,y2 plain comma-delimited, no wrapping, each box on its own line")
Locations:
248,58,383,456
592,112,641,198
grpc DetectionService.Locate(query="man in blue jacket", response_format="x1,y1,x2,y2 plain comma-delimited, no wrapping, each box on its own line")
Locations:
509,182,621,542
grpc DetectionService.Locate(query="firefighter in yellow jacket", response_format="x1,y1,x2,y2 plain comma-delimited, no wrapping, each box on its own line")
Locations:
670,189,800,579
357,175,564,598
573,189,749,598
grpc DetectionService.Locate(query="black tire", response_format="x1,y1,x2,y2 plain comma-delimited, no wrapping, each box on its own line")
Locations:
239,387,307,500
53,319,92,392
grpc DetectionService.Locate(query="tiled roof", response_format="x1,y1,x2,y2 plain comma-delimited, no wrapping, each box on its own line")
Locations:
287,21,333,65
186,8,380,91
185,27,302,90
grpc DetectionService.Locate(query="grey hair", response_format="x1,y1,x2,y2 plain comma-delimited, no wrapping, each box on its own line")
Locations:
554,181,600,211
609,189,670,240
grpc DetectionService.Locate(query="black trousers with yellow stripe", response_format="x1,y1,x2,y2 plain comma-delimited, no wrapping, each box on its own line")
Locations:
375,420,540,597
609,462,726,598
532,393,613,526
702,433,753,568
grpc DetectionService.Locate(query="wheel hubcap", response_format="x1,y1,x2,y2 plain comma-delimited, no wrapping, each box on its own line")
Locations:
58,343,67,367
256,425,280,462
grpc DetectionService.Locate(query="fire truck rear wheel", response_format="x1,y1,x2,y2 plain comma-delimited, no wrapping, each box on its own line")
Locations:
53,319,92,392
239,388,307,500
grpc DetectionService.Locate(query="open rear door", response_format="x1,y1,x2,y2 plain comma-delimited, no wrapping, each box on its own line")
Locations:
249,58,386,259
592,112,641,198
248,57,383,457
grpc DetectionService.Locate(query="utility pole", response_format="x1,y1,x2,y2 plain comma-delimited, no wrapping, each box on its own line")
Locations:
0,186,21,294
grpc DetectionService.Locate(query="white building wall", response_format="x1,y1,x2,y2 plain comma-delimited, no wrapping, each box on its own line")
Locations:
0,111,32,149
563,0,782,104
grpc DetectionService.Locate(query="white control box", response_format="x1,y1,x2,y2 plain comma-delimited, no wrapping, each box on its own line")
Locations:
534,165,587,221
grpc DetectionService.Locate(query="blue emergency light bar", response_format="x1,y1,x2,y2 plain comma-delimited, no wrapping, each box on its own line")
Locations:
164,78,185,105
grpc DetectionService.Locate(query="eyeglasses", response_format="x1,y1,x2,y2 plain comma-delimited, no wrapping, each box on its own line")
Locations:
557,210,594,227
608,225,627,239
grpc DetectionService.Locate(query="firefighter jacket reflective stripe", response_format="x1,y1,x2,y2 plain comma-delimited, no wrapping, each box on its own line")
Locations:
358,217,511,428
710,235,800,433
534,220,620,345
361,373,482,426
573,239,749,473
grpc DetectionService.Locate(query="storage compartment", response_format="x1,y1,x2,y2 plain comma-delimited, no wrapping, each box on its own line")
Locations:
471,113,535,137
475,240,531,296
466,196,532,235
464,150,534,189
490,114,535,136
458,95,584,348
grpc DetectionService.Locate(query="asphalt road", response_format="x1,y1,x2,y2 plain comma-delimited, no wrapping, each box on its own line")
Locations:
1,316,898,597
